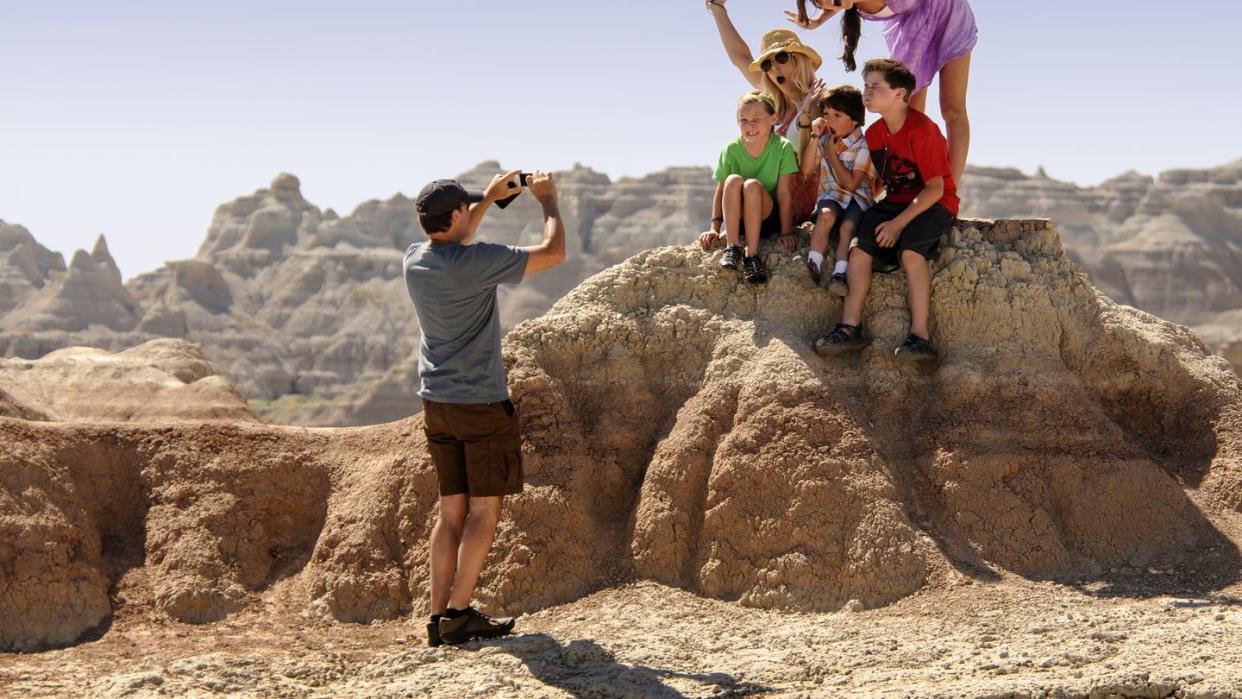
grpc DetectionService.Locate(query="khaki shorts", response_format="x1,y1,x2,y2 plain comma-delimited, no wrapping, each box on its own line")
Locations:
422,398,523,497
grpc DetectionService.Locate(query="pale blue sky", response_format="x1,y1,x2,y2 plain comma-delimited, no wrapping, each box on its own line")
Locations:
2,1,1240,279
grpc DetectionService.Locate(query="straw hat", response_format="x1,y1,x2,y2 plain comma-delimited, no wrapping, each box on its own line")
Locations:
748,29,823,74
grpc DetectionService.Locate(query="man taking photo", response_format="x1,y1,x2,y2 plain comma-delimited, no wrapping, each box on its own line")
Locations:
404,169,565,646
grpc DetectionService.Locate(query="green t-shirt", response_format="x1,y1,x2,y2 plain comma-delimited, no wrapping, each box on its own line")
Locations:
713,132,799,194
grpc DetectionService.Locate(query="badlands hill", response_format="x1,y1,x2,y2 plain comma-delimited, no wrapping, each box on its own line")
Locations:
2,220,1242,695
0,161,1240,428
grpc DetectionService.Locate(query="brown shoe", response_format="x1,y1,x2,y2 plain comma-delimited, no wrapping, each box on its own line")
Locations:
438,606,515,644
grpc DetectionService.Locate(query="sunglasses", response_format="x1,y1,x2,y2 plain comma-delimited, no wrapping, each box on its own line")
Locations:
760,51,790,73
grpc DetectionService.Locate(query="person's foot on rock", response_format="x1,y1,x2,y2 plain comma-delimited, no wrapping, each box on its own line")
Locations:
894,333,938,363
719,245,743,271
827,272,848,297
743,255,769,284
438,606,515,645
805,259,822,284
427,618,443,647
814,323,872,356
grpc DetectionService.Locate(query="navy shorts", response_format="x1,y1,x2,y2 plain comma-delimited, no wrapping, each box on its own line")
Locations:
814,197,866,231
853,200,953,270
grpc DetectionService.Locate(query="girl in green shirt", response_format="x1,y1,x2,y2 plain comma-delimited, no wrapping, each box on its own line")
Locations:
698,92,799,285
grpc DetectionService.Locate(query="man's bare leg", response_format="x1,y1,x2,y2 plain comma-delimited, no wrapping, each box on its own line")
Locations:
446,495,504,610
429,494,468,615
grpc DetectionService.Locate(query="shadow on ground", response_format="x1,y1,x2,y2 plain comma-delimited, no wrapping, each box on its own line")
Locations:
476,632,772,698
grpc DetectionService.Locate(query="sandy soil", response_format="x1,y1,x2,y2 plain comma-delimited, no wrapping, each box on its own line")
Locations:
2,568,1240,698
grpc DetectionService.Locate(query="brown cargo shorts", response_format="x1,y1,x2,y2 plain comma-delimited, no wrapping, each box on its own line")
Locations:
422,398,523,497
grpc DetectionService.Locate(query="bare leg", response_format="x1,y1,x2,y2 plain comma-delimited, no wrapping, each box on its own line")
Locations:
742,179,775,257
841,247,874,326
446,495,505,610
721,174,744,247
938,54,972,184
902,249,932,339
810,209,837,257
429,494,468,615
910,88,928,114
835,219,857,264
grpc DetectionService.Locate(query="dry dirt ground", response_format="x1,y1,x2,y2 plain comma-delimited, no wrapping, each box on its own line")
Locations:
2,569,1241,698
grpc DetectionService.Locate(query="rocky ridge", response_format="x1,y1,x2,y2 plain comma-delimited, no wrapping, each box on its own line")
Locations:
1,219,1240,657
0,160,1239,427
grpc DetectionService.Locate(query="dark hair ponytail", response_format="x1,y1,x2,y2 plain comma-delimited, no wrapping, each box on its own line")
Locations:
840,8,860,73
795,2,861,73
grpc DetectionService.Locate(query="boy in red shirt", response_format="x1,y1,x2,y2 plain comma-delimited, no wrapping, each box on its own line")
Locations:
815,58,958,362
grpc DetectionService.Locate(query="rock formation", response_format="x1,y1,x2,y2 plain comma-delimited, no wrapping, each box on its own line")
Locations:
2,219,1240,652
0,339,258,423
0,235,140,333
1,161,1239,428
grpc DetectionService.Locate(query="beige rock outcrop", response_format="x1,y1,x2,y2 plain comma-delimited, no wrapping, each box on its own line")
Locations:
2,219,1239,652
0,235,140,333
0,339,257,422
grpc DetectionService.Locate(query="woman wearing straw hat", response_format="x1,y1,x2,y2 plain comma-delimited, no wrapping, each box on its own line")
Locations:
706,0,825,231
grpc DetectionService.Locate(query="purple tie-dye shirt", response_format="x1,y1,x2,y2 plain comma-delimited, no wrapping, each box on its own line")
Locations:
862,0,978,92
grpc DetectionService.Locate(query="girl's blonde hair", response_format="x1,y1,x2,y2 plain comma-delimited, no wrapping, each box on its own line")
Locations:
737,90,778,115
757,52,818,118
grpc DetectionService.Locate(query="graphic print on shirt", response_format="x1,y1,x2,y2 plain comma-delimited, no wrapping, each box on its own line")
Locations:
872,147,924,198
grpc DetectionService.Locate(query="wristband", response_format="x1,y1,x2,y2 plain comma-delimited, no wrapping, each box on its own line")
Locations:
798,122,811,128
711,216,724,224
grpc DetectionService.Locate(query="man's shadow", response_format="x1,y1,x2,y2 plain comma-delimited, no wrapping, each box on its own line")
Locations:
474,632,772,698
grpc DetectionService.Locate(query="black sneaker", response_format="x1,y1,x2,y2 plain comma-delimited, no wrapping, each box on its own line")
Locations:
438,606,516,645
827,272,848,297
427,620,443,647
719,245,743,271
743,255,768,284
814,323,872,356
805,260,822,284
894,333,938,362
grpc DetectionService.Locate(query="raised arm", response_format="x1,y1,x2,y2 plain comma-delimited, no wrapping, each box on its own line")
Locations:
463,169,522,245
706,0,761,89
802,119,827,178
521,171,566,277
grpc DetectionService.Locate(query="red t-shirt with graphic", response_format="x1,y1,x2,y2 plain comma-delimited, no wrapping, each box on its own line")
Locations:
866,108,959,216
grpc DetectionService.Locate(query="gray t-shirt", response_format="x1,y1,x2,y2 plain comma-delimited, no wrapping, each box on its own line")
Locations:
403,240,529,403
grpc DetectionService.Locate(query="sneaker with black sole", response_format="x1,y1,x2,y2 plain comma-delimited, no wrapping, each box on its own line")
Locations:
894,333,938,362
438,606,516,645
805,260,822,284
813,323,872,356
427,620,443,647
719,245,743,271
743,255,769,284
827,272,848,297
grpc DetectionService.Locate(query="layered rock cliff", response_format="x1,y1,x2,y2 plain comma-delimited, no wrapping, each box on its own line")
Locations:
2,219,1239,652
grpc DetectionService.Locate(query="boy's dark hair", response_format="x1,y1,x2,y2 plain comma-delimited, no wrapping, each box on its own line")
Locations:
820,85,865,127
797,1,861,72
418,205,460,235
863,59,917,102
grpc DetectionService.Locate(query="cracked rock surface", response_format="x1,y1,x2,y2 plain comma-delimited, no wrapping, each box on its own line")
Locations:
2,219,1241,696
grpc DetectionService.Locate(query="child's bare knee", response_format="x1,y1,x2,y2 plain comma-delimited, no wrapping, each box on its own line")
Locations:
900,249,927,267
849,247,871,263
723,174,744,191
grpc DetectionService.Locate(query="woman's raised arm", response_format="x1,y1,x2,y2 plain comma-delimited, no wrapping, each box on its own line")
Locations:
706,0,762,89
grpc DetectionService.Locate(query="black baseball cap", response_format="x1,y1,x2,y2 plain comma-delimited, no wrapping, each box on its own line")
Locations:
415,179,485,217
